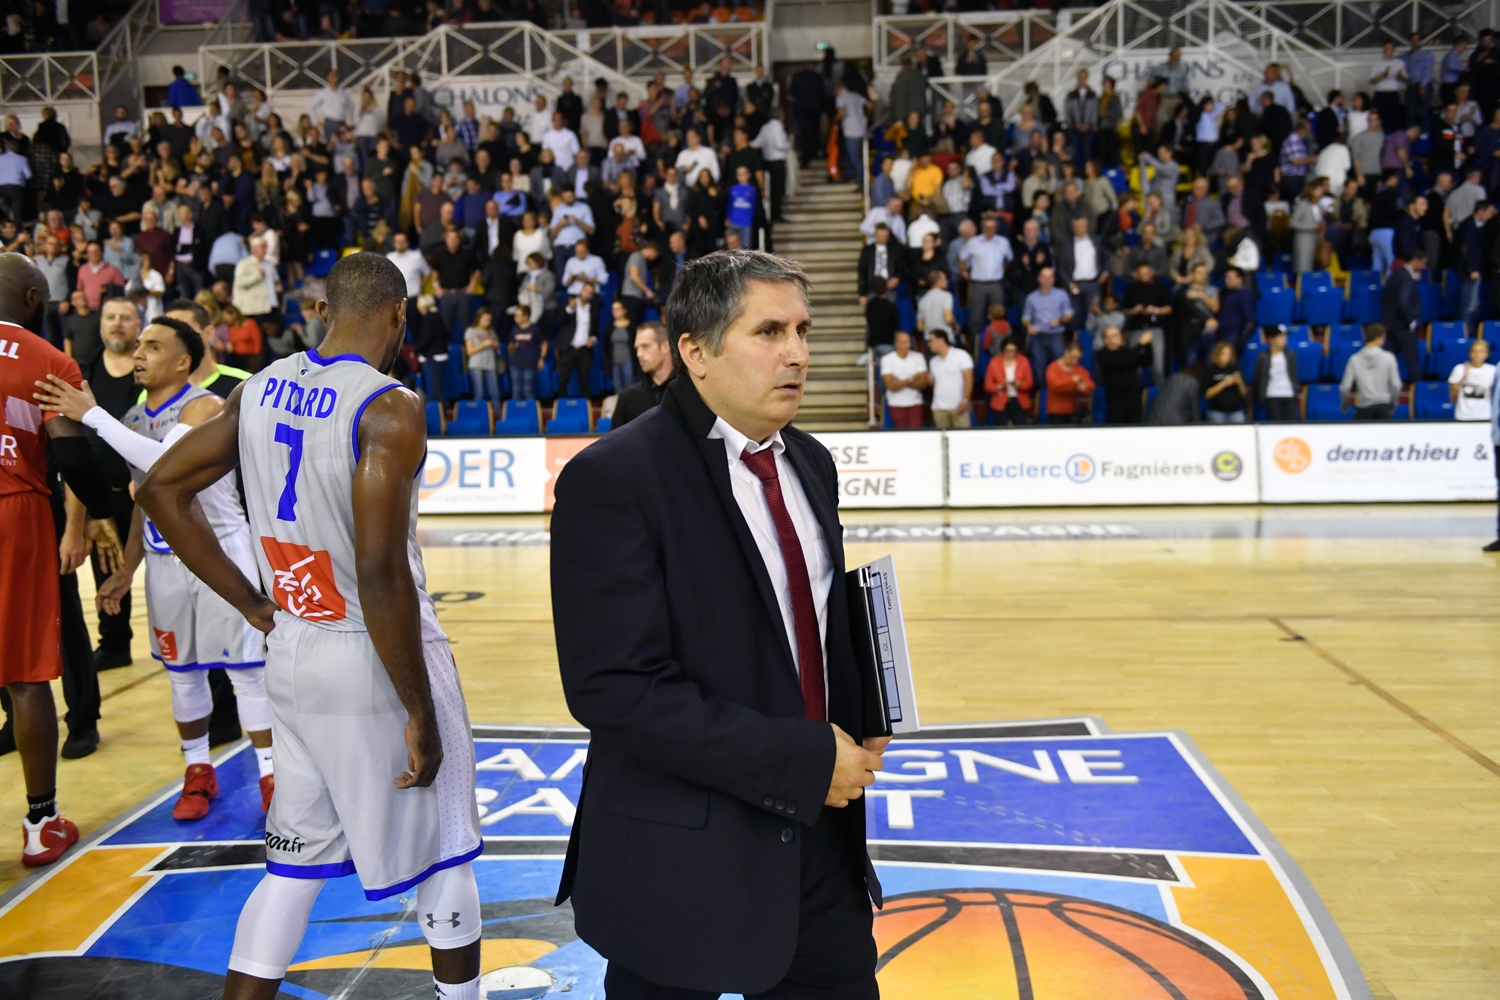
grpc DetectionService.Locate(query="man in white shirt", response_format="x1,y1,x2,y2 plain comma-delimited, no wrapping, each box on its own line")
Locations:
834,83,870,187
542,112,582,167
561,240,609,296
916,270,956,339
963,129,998,175
751,107,791,222
608,124,647,166
958,214,1013,342
550,191,596,265
1450,339,1496,420
880,330,929,429
1370,41,1408,131
675,128,720,187
527,94,553,145
102,104,139,147
859,197,907,245
1249,63,1296,116
906,211,940,249
386,231,431,330
1314,139,1352,194
926,329,974,428
308,69,352,134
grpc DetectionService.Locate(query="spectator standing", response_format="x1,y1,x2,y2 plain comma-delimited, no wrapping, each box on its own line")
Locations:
726,164,758,248
464,308,503,409
74,242,123,310
926,330,973,428
61,290,98,365
1095,326,1152,424
916,269,956,342
1380,250,1424,380
612,321,674,428
1450,339,1496,420
0,138,30,224
983,337,1034,425
221,304,263,371
881,331,928,429
1044,342,1095,424
430,228,479,336
834,82,870,186
309,69,352,137
497,304,542,402
1341,323,1404,418
1456,199,1497,331
607,298,636,394
558,284,601,397
1254,325,1302,421
1371,42,1409,130
1023,267,1073,381
1406,33,1435,125
413,294,452,407
1057,216,1105,327
959,215,1012,344
1203,342,1248,422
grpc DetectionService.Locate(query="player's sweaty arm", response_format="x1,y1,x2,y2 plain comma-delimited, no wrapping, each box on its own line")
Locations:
137,384,277,634
352,386,442,789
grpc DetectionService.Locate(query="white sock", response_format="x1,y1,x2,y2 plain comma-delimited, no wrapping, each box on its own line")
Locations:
432,975,480,1000
182,734,211,767
255,744,274,778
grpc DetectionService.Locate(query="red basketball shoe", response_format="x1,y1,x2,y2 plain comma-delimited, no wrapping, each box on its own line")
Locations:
173,763,219,821
259,774,274,814
21,813,79,867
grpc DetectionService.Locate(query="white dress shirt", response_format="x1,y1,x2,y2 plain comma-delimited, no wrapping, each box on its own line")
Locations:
542,126,582,166
859,206,906,245
708,417,831,678
675,146,721,186
1071,236,1099,282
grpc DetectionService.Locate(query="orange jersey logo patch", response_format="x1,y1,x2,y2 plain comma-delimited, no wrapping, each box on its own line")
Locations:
153,629,178,662
259,537,347,622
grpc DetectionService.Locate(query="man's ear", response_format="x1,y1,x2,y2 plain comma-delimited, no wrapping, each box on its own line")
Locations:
314,299,330,325
678,333,708,381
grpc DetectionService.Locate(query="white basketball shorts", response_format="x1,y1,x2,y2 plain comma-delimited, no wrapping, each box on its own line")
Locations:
260,612,482,899
145,527,266,671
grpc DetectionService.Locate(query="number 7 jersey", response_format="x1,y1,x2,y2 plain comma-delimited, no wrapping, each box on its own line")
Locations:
239,349,444,641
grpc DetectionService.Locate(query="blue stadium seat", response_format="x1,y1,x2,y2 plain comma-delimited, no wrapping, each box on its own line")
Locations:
1300,285,1344,326
1413,382,1454,420
494,399,541,435
1298,270,1334,294
1440,271,1460,319
1286,328,1323,382
1105,167,1130,194
1326,326,1364,380
1092,387,1106,424
1481,319,1500,343
1305,384,1350,421
1256,270,1288,290
546,397,592,434
1393,403,1410,420
1271,253,1293,274
1429,323,1470,378
1349,269,1381,288
1396,341,1428,384
1035,391,1049,425
1256,284,1295,327
1239,338,1264,382
1144,385,1160,416
445,400,492,437
597,416,613,432
1418,282,1442,324
424,402,444,438
1346,278,1382,323
308,248,338,278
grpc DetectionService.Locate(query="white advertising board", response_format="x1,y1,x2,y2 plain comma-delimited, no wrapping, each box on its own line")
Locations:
812,431,946,508
946,425,1259,507
418,437,551,514
1258,423,1498,503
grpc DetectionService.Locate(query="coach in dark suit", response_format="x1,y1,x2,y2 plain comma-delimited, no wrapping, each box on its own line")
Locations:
1380,250,1424,382
550,250,887,999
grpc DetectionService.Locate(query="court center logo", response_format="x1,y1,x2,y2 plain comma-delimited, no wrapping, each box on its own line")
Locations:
1211,451,1244,481
1273,437,1314,474
1065,454,1096,483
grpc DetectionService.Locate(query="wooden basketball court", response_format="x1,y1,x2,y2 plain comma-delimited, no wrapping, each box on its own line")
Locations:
1,503,1495,1000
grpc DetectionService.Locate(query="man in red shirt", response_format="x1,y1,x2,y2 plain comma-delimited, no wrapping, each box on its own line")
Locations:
1045,341,1097,424
0,252,115,866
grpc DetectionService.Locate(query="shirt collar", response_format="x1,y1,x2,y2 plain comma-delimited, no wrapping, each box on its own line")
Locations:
708,415,784,466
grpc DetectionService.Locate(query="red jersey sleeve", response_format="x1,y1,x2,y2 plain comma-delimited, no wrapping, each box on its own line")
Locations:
42,351,84,424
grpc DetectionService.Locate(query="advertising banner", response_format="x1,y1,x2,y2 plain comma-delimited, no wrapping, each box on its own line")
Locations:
812,431,946,508
946,425,1259,507
427,76,549,121
1258,422,1497,502
159,0,236,23
418,438,551,514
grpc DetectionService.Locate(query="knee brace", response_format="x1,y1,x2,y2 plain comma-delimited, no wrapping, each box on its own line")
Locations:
227,873,325,980
416,862,482,950
167,669,213,724
225,666,272,734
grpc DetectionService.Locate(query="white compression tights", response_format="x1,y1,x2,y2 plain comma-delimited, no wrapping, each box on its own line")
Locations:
227,863,482,980
167,667,272,732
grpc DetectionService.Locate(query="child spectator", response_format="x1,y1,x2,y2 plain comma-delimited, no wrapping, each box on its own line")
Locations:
1340,322,1403,419
508,304,546,401
1449,339,1496,420
464,307,503,409
727,163,757,249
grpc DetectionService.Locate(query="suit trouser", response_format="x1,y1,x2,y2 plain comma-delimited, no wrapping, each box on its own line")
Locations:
795,112,823,163
767,159,787,220
47,485,99,734
601,807,877,1000
557,345,594,397
966,280,1005,342
1384,329,1420,383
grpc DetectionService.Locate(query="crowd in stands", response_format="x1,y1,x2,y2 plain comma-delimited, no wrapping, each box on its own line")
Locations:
1,56,790,432
857,36,1500,427
0,0,126,54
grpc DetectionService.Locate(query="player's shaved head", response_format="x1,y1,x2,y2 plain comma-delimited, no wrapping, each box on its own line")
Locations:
325,252,408,323
0,251,48,332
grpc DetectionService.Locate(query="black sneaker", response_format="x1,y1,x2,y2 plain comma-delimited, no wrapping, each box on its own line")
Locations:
1485,539,1500,552
93,648,134,671
61,727,99,759
0,722,14,756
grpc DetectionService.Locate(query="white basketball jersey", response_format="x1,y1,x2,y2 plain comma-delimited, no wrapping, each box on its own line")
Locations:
238,349,443,639
123,383,248,555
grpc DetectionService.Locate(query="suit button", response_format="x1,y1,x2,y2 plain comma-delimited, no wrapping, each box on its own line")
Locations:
775,800,785,811
786,803,796,815
781,828,794,843
763,796,774,808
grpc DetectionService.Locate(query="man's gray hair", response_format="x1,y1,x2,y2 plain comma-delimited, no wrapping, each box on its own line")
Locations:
664,250,811,365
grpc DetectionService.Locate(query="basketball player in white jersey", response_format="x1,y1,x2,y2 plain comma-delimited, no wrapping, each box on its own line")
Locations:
35,317,275,818
135,253,483,1000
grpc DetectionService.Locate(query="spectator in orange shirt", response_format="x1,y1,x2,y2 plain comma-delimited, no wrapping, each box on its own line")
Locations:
980,303,1012,356
982,336,1034,425
222,303,264,371
1045,341,1096,423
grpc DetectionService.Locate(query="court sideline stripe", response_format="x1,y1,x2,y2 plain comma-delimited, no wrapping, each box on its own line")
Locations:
1270,617,1500,780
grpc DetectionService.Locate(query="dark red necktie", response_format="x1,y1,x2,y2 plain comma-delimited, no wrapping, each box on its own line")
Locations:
740,446,826,722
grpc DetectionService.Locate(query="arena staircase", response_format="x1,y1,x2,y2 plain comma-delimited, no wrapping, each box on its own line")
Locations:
780,170,869,431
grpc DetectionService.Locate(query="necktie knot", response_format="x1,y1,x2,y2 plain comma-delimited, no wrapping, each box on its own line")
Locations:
740,445,778,483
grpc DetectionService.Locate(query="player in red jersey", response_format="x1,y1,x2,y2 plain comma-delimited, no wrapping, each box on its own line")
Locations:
0,253,115,866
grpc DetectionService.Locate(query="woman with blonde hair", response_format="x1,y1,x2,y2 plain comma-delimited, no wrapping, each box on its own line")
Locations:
1169,225,1213,285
